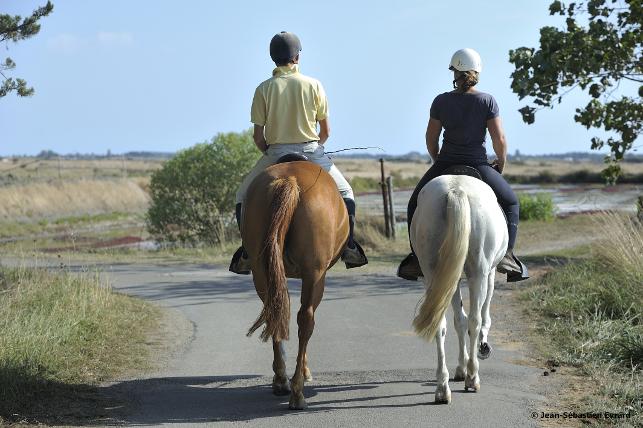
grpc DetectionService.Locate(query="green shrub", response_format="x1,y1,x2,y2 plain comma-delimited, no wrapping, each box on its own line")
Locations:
147,130,260,245
349,176,379,193
518,192,555,221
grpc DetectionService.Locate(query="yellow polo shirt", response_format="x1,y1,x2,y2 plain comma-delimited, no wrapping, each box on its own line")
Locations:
250,65,328,145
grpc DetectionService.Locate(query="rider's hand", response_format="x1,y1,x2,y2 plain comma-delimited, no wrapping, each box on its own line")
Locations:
490,159,504,174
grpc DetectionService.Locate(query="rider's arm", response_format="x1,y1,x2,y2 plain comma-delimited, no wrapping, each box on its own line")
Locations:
253,124,268,153
426,118,441,162
318,118,330,145
487,116,507,173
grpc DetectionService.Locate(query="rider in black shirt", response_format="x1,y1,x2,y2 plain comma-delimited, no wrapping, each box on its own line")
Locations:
398,48,528,282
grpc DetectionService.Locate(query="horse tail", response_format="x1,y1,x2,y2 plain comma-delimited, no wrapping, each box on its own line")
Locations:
247,176,300,342
413,186,471,341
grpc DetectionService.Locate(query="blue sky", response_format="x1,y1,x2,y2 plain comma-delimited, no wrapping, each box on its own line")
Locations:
0,1,623,156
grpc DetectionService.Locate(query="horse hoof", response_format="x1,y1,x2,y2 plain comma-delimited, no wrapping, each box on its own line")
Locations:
289,394,307,410
304,368,313,382
453,366,467,382
464,375,480,392
272,382,291,396
478,342,493,360
435,386,452,404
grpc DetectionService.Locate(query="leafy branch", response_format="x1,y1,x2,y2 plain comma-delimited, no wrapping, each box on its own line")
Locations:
0,1,54,99
509,0,642,183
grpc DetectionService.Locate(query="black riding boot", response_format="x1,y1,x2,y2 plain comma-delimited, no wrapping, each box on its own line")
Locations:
496,217,529,282
397,213,423,280
229,203,251,275
341,198,368,268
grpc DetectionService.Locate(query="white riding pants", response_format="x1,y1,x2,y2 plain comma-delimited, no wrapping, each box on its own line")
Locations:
235,141,354,204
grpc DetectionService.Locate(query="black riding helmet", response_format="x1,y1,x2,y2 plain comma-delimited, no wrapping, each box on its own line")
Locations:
270,31,302,64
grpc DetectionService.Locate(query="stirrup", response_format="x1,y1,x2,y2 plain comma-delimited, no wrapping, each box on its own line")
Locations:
229,247,251,275
507,255,529,282
498,252,529,282
342,241,368,268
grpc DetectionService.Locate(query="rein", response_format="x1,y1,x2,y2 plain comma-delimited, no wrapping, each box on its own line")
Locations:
324,146,385,155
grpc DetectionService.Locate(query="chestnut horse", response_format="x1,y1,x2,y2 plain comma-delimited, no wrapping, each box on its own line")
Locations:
242,160,349,410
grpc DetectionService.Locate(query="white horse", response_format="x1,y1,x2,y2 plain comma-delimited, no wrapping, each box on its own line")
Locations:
411,174,507,404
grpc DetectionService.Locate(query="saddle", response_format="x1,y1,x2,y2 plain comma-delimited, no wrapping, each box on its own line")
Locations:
439,164,528,282
441,165,482,180
275,153,309,164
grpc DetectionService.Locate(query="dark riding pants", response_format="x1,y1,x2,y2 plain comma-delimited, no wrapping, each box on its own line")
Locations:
407,161,519,249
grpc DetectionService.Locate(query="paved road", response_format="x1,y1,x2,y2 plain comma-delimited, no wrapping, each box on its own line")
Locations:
93,263,545,427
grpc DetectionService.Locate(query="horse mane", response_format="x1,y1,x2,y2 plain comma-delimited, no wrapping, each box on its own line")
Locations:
247,176,300,341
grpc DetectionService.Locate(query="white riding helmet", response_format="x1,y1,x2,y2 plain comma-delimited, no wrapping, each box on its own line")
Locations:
449,48,482,73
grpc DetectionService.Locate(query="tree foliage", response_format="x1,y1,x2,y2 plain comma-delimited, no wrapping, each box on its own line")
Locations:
509,0,642,182
0,1,54,98
146,130,261,245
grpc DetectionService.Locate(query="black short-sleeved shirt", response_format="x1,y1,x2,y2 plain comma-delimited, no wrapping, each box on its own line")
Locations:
429,91,499,164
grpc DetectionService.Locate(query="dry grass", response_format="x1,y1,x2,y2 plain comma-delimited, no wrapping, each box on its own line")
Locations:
592,211,643,277
333,158,643,180
0,158,163,183
334,158,429,180
0,264,160,423
524,211,642,424
0,179,150,221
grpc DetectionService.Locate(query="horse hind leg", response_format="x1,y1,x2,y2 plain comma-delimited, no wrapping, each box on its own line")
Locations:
272,340,290,396
465,274,488,392
451,285,468,381
289,270,325,410
478,270,496,360
434,315,451,404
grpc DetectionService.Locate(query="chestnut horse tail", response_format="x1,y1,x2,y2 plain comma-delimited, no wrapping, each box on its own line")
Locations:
413,186,471,341
247,176,300,342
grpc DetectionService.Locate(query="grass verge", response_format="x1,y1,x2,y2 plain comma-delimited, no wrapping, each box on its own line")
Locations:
0,264,160,424
523,212,642,425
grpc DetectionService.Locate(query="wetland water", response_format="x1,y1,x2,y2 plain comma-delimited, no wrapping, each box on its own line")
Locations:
356,184,642,220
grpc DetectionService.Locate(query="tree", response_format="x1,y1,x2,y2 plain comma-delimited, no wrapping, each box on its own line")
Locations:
0,2,54,98
509,0,642,183
146,130,261,245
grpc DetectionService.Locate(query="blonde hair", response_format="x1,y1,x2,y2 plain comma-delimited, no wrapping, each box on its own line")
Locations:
453,70,479,92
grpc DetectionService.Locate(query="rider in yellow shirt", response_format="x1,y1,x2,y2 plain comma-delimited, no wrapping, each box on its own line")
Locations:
230,31,368,274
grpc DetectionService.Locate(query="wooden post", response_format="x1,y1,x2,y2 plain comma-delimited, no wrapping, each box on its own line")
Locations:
380,158,391,238
386,175,396,239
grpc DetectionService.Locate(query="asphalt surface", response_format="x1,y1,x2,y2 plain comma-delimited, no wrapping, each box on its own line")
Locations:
93,263,545,427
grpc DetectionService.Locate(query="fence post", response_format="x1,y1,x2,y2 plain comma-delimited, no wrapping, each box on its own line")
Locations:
386,175,395,239
379,158,391,238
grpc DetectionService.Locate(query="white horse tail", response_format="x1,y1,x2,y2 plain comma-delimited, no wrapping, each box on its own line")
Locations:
413,186,471,341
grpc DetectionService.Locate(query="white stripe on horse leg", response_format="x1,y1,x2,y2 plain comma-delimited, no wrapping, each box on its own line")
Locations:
271,339,290,396
451,286,468,381
434,316,451,404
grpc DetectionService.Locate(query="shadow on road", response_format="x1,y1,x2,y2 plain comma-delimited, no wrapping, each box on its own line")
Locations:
94,372,445,425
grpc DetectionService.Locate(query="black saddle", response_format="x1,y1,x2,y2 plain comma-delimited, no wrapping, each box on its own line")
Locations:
276,153,309,164
441,165,482,180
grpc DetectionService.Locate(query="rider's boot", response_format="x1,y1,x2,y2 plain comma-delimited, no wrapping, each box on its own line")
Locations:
229,203,252,275
397,251,423,281
340,198,368,268
497,248,529,282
